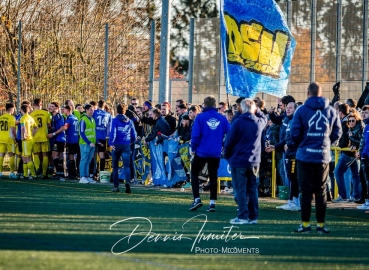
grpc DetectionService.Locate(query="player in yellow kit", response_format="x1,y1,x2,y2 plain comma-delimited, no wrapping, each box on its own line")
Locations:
31,98,51,178
0,103,17,178
20,104,39,179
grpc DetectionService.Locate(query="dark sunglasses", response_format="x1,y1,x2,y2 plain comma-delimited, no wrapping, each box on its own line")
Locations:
348,119,356,123
132,103,138,105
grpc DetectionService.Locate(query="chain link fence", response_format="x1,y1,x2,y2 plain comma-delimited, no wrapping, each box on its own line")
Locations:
0,21,151,110
192,0,369,106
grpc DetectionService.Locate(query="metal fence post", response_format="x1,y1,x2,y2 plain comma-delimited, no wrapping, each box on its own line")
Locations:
310,0,317,83
363,0,368,89
188,18,195,104
287,0,292,94
149,20,156,102
158,0,170,103
17,21,22,110
103,23,109,101
336,0,342,83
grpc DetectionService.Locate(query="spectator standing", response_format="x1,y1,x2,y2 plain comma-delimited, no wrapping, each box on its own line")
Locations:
161,103,177,135
266,102,299,211
332,104,358,202
189,96,230,212
334,111,363,202
217,102,228,115
224,99,267,224
109,104,137,193
231,97,245,123
145,109,171,145
357,105,369,209
78,104,96,184
290,82,342,233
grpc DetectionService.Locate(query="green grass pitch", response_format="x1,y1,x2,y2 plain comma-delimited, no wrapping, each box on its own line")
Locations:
0,178,368,269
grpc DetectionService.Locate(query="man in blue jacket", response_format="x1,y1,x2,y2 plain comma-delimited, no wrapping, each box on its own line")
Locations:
109,103,137,193
189,96,230,211
290,82,342,234
224,99,267,224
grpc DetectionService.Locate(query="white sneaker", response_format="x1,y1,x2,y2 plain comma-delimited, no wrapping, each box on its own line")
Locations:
281,202,301,211
332,196,348,203
9,172,18,179
79,177,89,184
357,200,369,210
276,200,292,209
230,217,249,225
87,177,96,184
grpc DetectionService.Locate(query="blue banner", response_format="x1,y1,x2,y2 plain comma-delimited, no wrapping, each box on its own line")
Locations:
217,158,232,181
149,140,187,187
133,141,151,183
150,141,167,186
220,0,296,98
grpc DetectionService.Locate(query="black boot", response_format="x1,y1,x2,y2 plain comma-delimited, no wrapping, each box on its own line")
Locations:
125,183,131,194
68,160,76,179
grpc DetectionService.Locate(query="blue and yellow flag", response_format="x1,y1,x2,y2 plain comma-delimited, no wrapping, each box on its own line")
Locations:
220,0,296,98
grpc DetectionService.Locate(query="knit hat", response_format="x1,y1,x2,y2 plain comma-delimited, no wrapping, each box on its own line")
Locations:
144,101,153,109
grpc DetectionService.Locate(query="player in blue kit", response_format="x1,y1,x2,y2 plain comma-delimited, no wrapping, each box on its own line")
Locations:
47,102,66,180
64,105,79,180
93,100,112,173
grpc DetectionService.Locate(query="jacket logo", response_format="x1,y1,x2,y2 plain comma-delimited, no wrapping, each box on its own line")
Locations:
207,118,220,130
307,110,329,137
308,110,329,130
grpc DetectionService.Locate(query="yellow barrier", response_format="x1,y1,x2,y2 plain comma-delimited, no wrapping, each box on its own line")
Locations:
217,147,356,198
271,150,276,198
330,147,355,199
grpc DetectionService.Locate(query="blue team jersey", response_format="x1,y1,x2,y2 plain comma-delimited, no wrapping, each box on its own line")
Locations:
15,112,22,140
65,114,79,143
52,113,66,142
93,109,112,140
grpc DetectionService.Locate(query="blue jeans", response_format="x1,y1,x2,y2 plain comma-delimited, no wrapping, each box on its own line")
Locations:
112,144,131,188
277,156,288,186
231,167,259,220
79,144,95,178
334,154,361,199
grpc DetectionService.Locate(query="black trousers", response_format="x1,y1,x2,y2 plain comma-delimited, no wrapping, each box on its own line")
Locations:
297,161,329,223
360,159,369,200
285,158,299,201
191,155,220,200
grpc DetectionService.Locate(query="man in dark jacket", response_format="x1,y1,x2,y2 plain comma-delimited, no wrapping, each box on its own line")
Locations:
145,109,170,144
231,97,245,124
290,82,342,234
356,105,369,209
189,96,230,211
267,102,299,211
224,99,267,224
161,103,177,135
109,103,137,193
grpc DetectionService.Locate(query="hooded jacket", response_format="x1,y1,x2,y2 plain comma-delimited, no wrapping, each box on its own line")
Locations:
108,114,137,146
348,120,363,149
290,96,342,164
275,114,297,158
191,107,230,158
145,115,170,144
224,109,267,167
359,118,369,158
